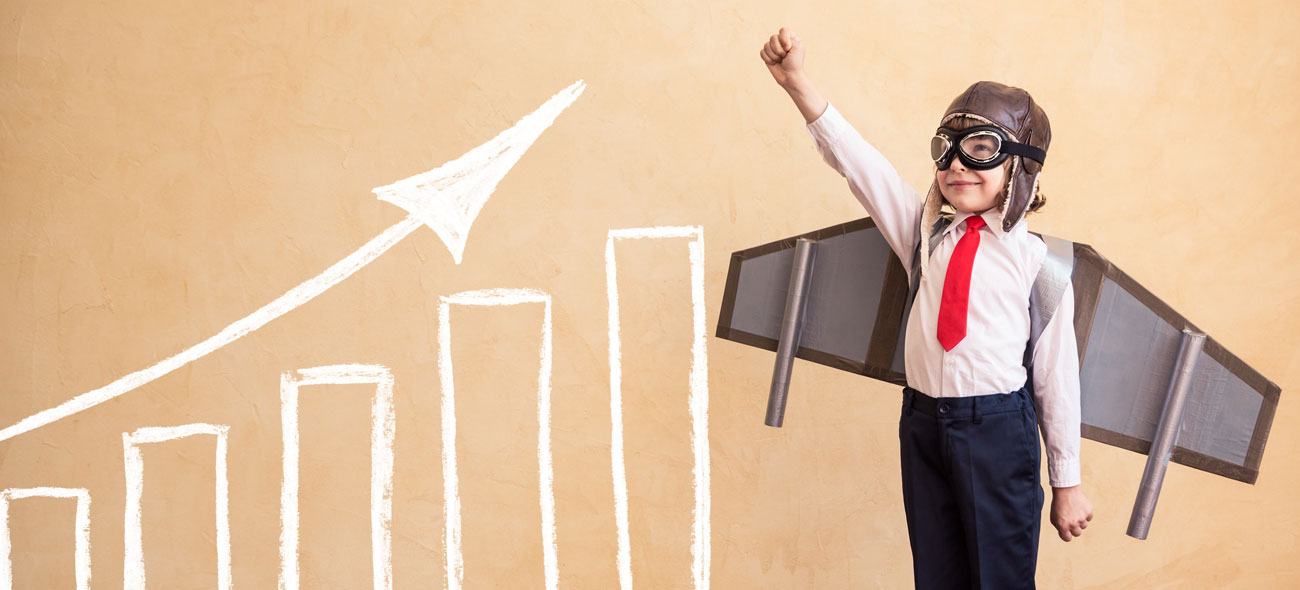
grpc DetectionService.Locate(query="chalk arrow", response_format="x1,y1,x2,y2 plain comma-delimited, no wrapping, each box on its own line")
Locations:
0,80,586,442
374,80,587,264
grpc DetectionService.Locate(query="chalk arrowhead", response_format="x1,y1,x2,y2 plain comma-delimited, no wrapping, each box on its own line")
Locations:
372,80,587,264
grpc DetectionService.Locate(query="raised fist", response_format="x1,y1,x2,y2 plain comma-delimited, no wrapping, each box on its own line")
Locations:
760,27,804,87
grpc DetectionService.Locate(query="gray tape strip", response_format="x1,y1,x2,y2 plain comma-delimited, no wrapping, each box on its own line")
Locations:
1026,234,1075,363
1128,329,1205,540
766,239,818,427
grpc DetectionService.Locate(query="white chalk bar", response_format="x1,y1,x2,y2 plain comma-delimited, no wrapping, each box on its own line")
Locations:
279,365,395,590
1,488,91,590
606,227,710,590
437,289,557,590
123,425,230,590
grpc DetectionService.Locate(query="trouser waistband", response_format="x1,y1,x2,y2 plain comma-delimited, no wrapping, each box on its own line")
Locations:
902,385,1030,424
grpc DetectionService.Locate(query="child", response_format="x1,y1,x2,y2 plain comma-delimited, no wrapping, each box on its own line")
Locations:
760,28,1094,589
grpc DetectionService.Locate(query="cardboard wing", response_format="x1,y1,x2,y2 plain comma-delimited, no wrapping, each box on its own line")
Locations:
716,217,1281,488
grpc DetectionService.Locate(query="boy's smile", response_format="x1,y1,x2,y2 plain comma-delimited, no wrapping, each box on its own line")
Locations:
937,159,1006,215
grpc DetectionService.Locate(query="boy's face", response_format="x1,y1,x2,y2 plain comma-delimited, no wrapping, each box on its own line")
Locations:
936,158,1007,215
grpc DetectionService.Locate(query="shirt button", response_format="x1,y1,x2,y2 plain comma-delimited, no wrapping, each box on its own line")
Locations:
939,404,950,415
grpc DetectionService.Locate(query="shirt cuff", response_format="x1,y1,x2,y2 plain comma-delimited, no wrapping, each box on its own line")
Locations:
805,102,845,147
1048,457,1081,489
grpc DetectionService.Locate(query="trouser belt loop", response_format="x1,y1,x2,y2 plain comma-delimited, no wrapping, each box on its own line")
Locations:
972,396,982,424
903,388,914,416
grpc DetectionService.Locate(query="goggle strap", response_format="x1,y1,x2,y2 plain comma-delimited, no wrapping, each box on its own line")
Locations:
998,141,1047,165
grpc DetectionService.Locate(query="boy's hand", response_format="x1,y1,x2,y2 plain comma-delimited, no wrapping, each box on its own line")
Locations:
760,27,804,88
1050,486,1094,542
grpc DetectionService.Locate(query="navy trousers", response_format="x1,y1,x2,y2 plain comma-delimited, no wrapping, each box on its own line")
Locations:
898,384,1044,590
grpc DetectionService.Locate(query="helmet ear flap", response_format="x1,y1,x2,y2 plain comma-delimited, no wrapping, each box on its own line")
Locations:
1020,129,1043,175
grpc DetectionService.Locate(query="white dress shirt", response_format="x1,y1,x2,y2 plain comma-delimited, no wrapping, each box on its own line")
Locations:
806,102,1082,488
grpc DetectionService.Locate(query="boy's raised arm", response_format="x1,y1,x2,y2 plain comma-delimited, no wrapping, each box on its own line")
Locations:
761,28,922,270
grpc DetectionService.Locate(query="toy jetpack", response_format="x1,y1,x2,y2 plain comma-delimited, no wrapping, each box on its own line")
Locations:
715,217,1280,539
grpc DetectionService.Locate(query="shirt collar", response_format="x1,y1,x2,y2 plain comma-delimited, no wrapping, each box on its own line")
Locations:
943,209,1014,240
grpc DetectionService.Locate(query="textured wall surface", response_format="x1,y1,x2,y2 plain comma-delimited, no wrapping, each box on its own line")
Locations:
2,0,1297,587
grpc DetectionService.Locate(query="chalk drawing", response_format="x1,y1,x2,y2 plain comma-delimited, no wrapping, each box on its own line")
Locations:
605,226,710,590
373,81,586,264
279,365,396,590
438,288,557,590
122,424,231,590
0,80,586,443
0,487,91,590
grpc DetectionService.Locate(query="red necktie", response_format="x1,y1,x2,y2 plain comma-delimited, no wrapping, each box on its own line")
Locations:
937,215,986,351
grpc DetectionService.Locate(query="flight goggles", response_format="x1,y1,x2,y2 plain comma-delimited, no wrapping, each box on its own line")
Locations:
931,125,1047,171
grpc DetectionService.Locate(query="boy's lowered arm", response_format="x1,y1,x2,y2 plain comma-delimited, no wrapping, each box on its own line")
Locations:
1030,278,1084,489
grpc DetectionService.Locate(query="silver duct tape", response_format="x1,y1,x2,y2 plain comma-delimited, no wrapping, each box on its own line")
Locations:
766,238,819,427
1028,235,1076,356
1127,329,1206,540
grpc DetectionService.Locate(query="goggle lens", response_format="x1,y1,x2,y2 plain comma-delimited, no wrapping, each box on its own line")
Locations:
958,131,1002,163
930,135,952,162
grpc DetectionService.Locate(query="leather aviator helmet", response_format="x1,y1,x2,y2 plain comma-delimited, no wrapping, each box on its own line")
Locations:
919,80,1051,241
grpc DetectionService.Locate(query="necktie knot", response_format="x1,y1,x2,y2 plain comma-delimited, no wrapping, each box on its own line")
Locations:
965,215,986,232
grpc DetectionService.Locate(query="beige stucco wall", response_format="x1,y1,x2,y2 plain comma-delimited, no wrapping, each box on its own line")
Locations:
2,0,1297,587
